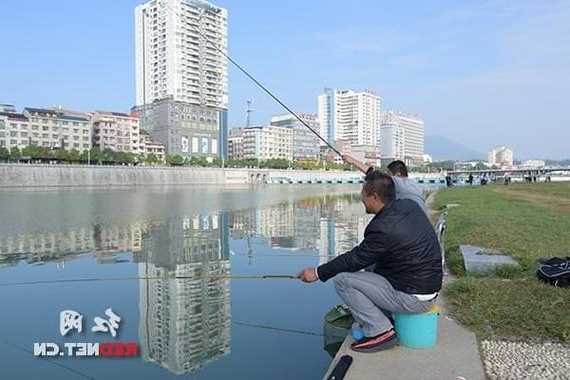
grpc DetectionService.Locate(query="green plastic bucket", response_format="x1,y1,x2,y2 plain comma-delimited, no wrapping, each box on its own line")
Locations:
394,305,440,349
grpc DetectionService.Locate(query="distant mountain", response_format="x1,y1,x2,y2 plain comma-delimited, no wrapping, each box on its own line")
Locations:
425,135,485,161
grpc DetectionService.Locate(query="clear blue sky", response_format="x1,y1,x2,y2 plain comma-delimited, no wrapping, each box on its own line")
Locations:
1,0,568,159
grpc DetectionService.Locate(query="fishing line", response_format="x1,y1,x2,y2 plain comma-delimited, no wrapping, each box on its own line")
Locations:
159,4,342,156
0,339,94,380
233,321,323,337
0,274,297,288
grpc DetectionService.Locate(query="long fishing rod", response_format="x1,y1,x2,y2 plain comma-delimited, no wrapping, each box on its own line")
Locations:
161,5,342,157
0,274,297,287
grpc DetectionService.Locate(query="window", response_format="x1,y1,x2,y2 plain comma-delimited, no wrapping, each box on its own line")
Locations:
211,138,218,154
191,137,198,153
201,137,208,154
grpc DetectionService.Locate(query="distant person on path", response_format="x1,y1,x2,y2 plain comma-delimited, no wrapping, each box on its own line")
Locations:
297,172,442,352
341,154,426,214
445,174,453,187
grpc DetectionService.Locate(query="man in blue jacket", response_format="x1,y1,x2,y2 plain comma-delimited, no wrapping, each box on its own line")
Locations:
298,170,442,353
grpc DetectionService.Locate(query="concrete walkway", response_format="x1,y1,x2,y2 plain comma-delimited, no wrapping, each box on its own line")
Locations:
323,287,486,380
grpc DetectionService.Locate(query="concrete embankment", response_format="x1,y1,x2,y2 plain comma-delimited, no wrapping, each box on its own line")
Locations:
0,164,363,188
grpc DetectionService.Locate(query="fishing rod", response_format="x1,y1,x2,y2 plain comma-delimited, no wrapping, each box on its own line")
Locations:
161,4,342,157
0,274,297,287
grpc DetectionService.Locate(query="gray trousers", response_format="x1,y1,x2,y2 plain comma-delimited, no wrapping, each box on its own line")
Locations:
334,271,434,337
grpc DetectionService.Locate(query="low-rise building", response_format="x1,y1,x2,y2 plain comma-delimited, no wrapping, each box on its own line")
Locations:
228,128,244,160
140,130,165,162
0,112,30,150
91,111,141,153
21,107,91,151
242,125,293,161
270,113,320,161
521,160,545,169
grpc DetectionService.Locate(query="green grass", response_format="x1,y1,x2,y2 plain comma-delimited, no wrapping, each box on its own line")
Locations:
435,183,570,342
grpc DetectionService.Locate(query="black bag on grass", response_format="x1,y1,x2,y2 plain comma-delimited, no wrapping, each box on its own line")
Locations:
536,257,570,288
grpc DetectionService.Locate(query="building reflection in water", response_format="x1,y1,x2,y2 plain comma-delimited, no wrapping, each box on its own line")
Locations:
136,212,231,375
0,222,148,267
0,192,371,375
228,193,370,263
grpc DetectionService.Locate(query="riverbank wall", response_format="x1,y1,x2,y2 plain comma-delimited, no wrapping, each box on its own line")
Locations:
0,164,363,188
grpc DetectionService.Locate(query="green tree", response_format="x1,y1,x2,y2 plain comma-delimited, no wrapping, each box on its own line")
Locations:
9,147,22,161
101,148,116,164
67,149,81,163
134,153,145,165
55,149,69,162
0,147,9,161
473,162,489,171
145,153,159,165
166,154,185,166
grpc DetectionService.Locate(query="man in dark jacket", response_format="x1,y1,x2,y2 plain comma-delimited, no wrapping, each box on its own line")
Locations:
298,170,442,353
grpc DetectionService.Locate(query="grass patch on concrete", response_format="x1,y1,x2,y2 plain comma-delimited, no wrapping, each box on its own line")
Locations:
434,183,570,342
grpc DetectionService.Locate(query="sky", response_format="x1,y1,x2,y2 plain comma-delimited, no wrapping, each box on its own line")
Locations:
1,0,569,160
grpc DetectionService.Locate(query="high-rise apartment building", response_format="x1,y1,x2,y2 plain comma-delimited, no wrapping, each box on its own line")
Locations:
134,0,228,159
137,213,231,375
317,88,381,147
317,88,337,144
379,111,425,166
488,146,513,168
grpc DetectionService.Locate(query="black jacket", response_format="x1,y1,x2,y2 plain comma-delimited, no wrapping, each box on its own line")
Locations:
317,199,442,294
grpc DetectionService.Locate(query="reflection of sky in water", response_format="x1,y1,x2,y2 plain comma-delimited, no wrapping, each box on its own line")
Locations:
0,185,370,379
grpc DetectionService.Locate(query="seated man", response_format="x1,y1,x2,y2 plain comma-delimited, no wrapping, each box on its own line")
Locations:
298,171,442,353
342,154,426,214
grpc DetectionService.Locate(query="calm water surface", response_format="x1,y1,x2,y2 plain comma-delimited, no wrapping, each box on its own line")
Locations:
0,185,371,379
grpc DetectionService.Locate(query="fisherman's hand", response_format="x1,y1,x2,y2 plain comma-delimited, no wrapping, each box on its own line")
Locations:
297,267,319,283
342,153,357,165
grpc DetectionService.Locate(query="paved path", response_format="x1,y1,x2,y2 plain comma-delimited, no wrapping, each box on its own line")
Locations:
323,284,486,380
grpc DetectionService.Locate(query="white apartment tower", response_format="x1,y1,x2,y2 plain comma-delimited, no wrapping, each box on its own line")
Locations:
379,111,425,166
134,0,229,158
317,88,381,147
488,146,513,168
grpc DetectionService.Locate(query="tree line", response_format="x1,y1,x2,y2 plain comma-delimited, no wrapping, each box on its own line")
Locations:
0,147,354,170
0,146,161,165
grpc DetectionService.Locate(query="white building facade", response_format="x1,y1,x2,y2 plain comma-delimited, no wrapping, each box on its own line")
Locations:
134,0,229,159
17,107,91,152
317,88,381,147
91,111,141,154
379,111,425,166
241,125,293,161
488,146,514,168
270,113,320,161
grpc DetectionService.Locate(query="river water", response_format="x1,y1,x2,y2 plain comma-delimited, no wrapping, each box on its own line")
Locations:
0,185,371,379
